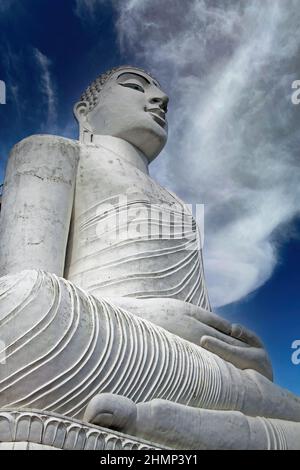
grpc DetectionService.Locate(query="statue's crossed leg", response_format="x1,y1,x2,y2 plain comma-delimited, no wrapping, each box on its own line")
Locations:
0,269,300,449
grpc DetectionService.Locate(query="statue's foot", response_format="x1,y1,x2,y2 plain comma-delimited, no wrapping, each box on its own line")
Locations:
84,393,137,432
84,393,300,450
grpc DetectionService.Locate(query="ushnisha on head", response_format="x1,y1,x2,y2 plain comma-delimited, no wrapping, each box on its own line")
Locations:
74,66,169,162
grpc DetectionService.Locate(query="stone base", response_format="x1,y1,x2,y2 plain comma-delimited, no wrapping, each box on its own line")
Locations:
0,409,165,450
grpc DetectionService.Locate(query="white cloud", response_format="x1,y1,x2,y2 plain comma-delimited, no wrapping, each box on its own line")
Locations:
76,0,300,307
34,49,57,125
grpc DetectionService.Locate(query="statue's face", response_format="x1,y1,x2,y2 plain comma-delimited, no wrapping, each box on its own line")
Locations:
86,68,169,161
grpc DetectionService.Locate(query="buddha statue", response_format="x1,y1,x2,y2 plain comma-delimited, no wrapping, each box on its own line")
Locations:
0,66,299,450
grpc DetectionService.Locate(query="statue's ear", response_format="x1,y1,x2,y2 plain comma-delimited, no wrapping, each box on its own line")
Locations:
73,101,89,123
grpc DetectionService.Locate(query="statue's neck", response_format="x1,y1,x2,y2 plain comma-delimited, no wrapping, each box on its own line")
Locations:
86,135,149,175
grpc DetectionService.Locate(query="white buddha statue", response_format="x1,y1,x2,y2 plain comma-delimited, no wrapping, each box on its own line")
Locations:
0,66,299,449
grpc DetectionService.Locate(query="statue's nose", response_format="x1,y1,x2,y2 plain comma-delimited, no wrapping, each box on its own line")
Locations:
149,93,169,112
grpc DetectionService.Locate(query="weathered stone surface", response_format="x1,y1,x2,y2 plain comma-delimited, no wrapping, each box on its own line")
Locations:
0,134,79,278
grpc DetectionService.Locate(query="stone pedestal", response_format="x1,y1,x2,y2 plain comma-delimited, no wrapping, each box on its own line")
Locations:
0,409,164,450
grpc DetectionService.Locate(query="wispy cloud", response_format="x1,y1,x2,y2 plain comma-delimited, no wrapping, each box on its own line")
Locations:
74,0,105,19
74,0,300,307
0,44,22,113
0,45,57,127
34,48,57,125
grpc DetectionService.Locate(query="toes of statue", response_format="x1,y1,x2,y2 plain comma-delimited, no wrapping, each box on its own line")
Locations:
83,393,137,432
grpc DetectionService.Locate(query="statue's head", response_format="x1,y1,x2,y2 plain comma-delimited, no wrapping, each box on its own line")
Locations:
74,66,169,162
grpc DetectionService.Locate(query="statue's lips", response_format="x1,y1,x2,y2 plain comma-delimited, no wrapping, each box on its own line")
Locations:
147,108,166,128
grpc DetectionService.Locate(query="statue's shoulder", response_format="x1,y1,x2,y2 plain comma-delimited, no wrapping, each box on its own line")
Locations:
158,184,191,211
9,134,80,165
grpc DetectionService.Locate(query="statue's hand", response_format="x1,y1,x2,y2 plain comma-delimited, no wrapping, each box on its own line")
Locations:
111,297,273,381
177,302,273,380
200,323,273,382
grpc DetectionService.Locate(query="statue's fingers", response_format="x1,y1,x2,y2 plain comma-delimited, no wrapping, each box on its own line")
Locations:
200,336,254,370
186,305,232,335
200,336,273,380
231,324,264,348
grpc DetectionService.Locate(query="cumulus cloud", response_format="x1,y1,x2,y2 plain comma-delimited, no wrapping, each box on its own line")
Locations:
34,48,57,125
77,0,300,307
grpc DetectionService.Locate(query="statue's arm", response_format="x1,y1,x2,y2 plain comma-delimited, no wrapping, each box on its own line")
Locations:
0,135,79,277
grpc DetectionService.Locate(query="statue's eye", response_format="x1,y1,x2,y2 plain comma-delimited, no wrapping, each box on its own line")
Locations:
120,83,145,93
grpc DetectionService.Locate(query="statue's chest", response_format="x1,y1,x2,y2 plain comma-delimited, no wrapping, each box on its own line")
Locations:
77,150,178,208
88,179,191,238
79,153,188,224
69,152,206,307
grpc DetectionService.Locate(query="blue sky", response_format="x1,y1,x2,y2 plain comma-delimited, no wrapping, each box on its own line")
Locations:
0,0,299,394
